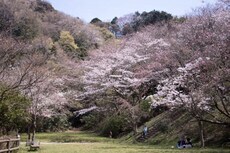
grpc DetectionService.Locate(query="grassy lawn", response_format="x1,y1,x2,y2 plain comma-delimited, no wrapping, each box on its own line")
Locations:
20,131,112,143
19,131,230,153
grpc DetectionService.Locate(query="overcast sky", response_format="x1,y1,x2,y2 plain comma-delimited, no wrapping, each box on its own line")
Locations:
47,0,218,22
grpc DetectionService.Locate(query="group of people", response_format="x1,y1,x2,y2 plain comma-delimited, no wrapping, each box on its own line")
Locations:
110,125,192,149
142,126,193,149
177,137,193,148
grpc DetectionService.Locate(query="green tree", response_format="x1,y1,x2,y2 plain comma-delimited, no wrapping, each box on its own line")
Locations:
0,85,30,135
90,18,102,24
101,115,127,138
111,17,118,24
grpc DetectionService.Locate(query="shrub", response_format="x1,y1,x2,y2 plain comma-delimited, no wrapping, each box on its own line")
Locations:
12,16,39,40
59,30,81,58
74,32,90,51
156,120,169,133
29,36,57,56
97,27,115,41
81,112,103,130
74,29,102,52
139,99,151,112
38,115,70,132
47,37,56,53
100,115,127,138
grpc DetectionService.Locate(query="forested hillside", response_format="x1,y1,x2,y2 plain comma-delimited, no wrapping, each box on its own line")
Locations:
0,0,229,147
0,0,113,135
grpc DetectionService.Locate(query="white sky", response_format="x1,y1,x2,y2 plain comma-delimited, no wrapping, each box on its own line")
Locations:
47,0,218,22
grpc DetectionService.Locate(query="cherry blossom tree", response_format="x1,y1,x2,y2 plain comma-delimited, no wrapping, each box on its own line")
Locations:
77,28,169,99
151,58,211,147
73,0,230,142
150,2,230,146
74,23,176,133
25,76,69,141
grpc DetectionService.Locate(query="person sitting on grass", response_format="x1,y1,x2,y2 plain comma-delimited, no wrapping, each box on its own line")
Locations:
185,137,192,148
177,137,193,148
177,137,185,148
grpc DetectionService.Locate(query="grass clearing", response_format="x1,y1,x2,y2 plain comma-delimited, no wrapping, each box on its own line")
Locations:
20,131,112,143
19,143,230,153
19,131,230,153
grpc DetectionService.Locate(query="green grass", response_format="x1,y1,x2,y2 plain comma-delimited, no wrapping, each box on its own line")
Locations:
19,143,230,153
20,131,113,143
19,131,230,153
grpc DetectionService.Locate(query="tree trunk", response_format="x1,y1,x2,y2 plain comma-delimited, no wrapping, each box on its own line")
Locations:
198,120,205,148
27,125,31,141
32,114,36,142
133,123,138,135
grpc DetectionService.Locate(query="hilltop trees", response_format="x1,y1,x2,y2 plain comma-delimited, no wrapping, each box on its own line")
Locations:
111,17,118,24
115,10,173,35
1,0,107,57
90,18,102,24
131,10,173,32
34,0,54,13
